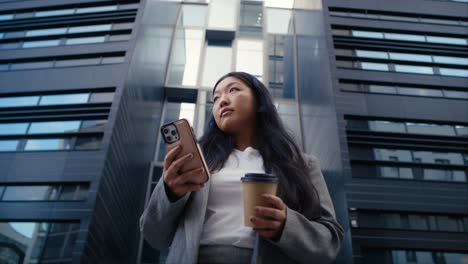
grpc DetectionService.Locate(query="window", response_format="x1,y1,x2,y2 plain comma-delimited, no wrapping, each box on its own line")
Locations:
0,123,29,135
26,28,68,37
89,92,114,103
406,123,456,136
389,52,432,62
0,222,80,263
0,140,19,151
65,36,106,45
208,0,237,30
361,62,389,71
24,138,73,151
240,1,263,36
394,64,433,74
356,50,388,59
180,4,207,27
167,29,204,86
2,186,52,201
368,121,406,133
40,93,89,105
68,24,112,34
398,87,443,97
35,9,75,17
28,121,81,134
201,44,233,87
236,39,263,78
266,9,293,34
440,68,468,77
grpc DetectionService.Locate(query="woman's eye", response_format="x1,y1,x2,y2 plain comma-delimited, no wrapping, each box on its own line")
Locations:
213,97,218,102
230,87,238,92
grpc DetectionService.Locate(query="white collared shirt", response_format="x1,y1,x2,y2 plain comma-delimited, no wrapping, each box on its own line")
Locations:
199,146,265,249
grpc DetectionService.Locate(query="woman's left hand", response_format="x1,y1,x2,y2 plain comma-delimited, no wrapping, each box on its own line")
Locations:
251,193,287,242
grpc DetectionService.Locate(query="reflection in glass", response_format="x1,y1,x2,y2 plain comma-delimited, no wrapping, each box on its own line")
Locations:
394,64,433,74
28,121,81,134
65,36,106,45
444,90,468,99
68,24,112,34
398,87,442,97
89,92,114,103
0,14,14,21
0,123,29,135
265,0,294,8
0,140,18,151
389,52,432,62
208,0,237,29
384,33,425,42
368,85,396,94
55,58,101,67
80,120,106,132
23,39,61,48
2,186,51,201
361,62,389,71
236,39,263,78
25,138,73,151
266,9,293,34
76,5,117,14
275,101,301,144
356,50,388,59
406,123,455,136
0,96,39,107
40,93,89,105
168,29,204,86
352,30,383,39
239,1,263,36
35,9,75,17
58,186,76,200
10,61,54,70
440,68,468,77
433,56,468,66
26,28,67,37
369,121,406,133
427,36,467,46
201,45,232,87
74,137,101,150
374,148,412,162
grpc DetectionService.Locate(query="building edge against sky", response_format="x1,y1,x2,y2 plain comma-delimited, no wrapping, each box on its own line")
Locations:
0,0,467,263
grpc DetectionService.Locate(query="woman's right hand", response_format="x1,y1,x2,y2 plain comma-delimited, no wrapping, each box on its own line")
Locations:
163,145,205,201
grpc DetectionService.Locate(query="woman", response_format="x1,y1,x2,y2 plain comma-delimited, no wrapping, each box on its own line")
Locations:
140,72,344,263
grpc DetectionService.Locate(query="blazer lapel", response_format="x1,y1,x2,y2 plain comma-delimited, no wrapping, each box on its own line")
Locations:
184,178,212,261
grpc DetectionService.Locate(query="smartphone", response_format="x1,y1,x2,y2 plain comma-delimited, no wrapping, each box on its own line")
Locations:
160,118,210,184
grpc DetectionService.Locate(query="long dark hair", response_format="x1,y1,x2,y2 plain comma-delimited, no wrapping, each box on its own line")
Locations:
198,71,317,213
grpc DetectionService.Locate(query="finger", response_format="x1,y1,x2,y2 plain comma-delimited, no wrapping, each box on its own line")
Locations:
167,152,194,176
174,167,204,185
179,183,204,193
250,216,281,230
254,206,284,221
164,145,182,170
261,194,285,210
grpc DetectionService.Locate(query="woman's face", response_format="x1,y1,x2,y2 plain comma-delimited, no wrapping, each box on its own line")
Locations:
212,76,258,134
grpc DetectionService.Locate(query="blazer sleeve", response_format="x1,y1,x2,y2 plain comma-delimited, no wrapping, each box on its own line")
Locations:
266,153,344,264
139,175,190,250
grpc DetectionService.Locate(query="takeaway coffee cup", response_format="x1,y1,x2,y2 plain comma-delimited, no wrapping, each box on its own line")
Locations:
241,173,279,227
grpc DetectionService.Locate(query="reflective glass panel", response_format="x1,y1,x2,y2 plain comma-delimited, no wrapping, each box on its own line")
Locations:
406,123,456,136
384,33,425,42
58,186,76,200
369,121,406,133
2,186,51,201
352,30,383,39
55,58,101,67
28,121,81,134
240,1,263,28
426,36,467,46
361,62,389,71
40,93,89,105
75,6,117,14
26,28,67,37
35,9,75,17
455,126,468,136
101,57,125,64
23,40,61,48
10,61,54,70
0,96,39,107
356,50,388,59
443,90,468,99
68,24,112,34
180,4,207,27
389,52,432,62
440,68,468,77
414,151,464,165
24,138,73,151
74,137,101,150
374,148,412,162
80,120,106,132
433,56,468,66
398,87,443,97
168,29,204,86
65,36,106,45
236,39,263,77
89,92,114,103
368,85,397,93
266,9,293,34
0,14,14,21
201,45,232,87
265,0,294,8
0,123,29,135
394,64,433,74
207,0,237,29
0,140,18,151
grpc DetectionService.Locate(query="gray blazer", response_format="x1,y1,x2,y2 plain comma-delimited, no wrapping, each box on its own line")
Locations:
139,153,344,264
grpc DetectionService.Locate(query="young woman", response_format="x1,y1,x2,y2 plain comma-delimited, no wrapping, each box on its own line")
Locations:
140,72,344,263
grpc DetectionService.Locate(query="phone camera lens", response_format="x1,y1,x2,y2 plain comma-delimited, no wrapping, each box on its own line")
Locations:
171,130,176,136
167,136,172,141
163,128,169,134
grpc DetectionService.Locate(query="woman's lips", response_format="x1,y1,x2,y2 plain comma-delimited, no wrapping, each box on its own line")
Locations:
221,110,233,117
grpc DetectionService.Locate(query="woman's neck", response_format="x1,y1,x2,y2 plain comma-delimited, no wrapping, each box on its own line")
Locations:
234,127,257,151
